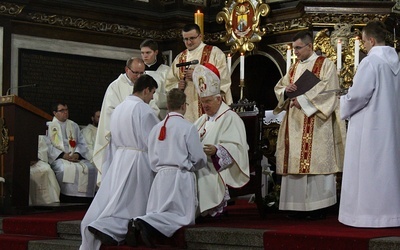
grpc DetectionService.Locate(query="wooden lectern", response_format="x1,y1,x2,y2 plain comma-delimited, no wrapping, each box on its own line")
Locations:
0,95,51,213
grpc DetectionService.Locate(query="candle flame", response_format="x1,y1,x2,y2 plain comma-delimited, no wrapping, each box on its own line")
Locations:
197,10,201,14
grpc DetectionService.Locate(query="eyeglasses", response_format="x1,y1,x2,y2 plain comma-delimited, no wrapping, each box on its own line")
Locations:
128,68,145,75
57,109,68,113
293,43,310,51
182,34,200,42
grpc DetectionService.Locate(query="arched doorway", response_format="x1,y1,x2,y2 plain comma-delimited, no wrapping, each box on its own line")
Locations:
230,52,282,111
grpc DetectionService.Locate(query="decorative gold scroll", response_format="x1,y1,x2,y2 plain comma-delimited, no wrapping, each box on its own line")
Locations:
313,23,365,89
216,0,270,55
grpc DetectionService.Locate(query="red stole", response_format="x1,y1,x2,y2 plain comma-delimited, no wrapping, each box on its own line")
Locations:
283,56,325,174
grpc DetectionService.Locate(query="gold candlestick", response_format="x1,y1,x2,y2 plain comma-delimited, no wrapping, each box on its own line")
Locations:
239,79,245,100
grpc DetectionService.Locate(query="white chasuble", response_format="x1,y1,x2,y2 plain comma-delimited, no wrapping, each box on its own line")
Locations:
194,102,249,213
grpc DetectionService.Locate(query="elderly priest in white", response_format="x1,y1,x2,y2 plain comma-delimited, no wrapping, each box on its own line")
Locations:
193,63,249,217
47,102,97,201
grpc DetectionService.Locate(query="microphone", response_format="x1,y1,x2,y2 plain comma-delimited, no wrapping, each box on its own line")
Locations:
176,60,199,68
6,84,38,96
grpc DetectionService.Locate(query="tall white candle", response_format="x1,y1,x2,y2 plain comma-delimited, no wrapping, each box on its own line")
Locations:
286,45,291,73
354,37,360,71
337,39,342,72
240,53,244,80
227,54,232,75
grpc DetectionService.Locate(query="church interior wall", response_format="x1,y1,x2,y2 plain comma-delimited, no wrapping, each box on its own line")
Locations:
0,1,398,123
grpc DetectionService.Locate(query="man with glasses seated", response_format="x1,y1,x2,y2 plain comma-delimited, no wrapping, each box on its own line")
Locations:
93,57,159,186
47,102,98,203
273,31,346,220
165,23,233,123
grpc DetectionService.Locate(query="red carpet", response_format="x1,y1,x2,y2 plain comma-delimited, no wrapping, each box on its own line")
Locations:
1,201,400,249
0,234,51,250
0,210,86,250
192,200,400,250
2,210,86,237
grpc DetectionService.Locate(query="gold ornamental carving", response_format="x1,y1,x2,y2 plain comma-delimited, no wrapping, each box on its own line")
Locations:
216,0,270,55
263,13,389,35
0,118,8,155
313,23,365,89
27,12,181,40
0,2,24,16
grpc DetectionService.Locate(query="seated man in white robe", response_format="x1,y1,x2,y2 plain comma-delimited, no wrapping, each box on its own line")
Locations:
47,102,98,202
29,135,60,205
193,63,250,217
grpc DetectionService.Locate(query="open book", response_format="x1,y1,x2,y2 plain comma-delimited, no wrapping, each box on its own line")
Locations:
286,69,320,98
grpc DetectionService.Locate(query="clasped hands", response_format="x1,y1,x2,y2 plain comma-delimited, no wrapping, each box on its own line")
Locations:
285,85,301,109
62,152,80,162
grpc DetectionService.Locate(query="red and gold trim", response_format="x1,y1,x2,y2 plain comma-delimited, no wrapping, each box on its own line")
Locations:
297,56,324,173
283,56,325,174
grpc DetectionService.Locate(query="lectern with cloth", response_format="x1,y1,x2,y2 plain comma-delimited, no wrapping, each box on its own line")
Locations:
0,95,51,213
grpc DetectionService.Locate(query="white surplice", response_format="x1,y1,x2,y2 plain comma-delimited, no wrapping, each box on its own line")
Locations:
194,102,249,214
274,53,346,211
339,46,400,228
93,74,160,185
47,118,97,198
29,135,60,205
80,95,159,249
145,64,170,119
136,112,207,237
81,124,97,162
165,42,233,123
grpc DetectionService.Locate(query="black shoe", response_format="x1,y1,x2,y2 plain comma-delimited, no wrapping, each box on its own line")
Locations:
306,209,326,220
134,219,157,248
88,226,118,246
286,211,308,219
125,219,139,247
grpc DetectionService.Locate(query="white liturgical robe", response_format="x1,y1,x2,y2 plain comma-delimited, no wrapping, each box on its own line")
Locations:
194,102,249,214
274,53,346,211
145,64,170,119
136,112,207,237
29,135,60,205
339,46,400,228
93,73,159,185
81,124,97,162
47,118,97,198
80,95,159,249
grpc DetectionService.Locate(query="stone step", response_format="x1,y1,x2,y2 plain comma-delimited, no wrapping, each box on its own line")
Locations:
58,220,82,241
5,216,400,250
28,239,81,250
43,220,267,250
185,227,265,250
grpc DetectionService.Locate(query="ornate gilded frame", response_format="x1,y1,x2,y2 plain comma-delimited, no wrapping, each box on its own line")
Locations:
216,0,270,55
